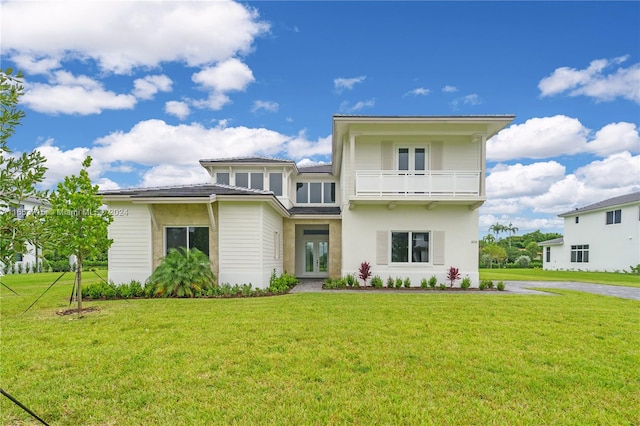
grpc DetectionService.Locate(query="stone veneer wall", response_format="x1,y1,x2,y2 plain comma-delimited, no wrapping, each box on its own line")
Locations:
150,203,219,278
283,218,342,279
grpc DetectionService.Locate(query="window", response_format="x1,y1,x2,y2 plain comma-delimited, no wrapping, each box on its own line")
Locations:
575,216,579,224
570,245,589,263
274,231,280,260
234,172,263,190
235,173,249,188
269,173,283,196
216,173,230,185
545,246,551,262
397,147,426,171
606,209,621,225
166,227,209,256
391,231,429,263
296,182,336,204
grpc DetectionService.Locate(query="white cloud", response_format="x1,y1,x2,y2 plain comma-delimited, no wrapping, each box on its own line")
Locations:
442,85,457,93
1,1,269,74
340,99,375,113
405,87,430,96
451,93,482,109
539,56,640,104
80,120,331,185
486,161,566,198
480,213,563,233
23,71,137,115
10,54,60,75
165,101,190,120
191,58,255,110
487,115,588,161
140,165,210,188
35,140,91,187
334,76,366,93
132,75,172,100
575,152,640,190
251,100,279,113
97,178,121,191
586,122,640,156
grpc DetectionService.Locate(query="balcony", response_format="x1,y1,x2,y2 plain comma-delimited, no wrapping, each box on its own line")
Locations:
354,170,481,198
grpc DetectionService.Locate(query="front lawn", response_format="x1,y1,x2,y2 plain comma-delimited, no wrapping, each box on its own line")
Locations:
1,272,638,425
480,268,640,288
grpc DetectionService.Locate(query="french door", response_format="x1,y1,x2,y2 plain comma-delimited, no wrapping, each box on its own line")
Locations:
303,237,329,277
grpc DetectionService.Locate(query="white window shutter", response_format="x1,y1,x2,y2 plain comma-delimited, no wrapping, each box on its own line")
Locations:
381,142,393,170
432,231,445,265
376,231,388,265
430,142,443,170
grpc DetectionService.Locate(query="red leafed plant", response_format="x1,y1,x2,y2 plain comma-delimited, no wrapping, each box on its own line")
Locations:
358,261,372,286
446,266,460,288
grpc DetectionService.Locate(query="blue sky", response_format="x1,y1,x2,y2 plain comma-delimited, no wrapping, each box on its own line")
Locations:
2,0,639,236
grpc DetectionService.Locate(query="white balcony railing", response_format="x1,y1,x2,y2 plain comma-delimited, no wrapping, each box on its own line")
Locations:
355,170,481,197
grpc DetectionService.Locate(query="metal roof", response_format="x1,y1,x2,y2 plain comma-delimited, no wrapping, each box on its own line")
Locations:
100,183,273,198
559,192,640,216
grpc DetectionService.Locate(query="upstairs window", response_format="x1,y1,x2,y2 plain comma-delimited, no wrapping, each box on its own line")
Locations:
269,173,283,196
235,172,263,190
398,147,426,171
575,216,579,224
545,246,551,262
606,209,621,225
296,182,336,204
216,173,230,185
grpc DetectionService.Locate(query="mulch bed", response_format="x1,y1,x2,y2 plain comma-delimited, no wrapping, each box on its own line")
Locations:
322,286,498,292
56,306,100,316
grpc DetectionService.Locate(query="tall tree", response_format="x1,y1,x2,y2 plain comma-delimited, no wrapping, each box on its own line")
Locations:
44,157,112,316
488,223,506,241
0,68,47,268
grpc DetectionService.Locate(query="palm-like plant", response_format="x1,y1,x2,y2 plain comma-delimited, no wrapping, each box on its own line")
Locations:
147,248,216,297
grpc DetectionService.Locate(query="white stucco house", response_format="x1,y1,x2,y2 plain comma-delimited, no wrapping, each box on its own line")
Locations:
540,192,640,272
101,115,514,288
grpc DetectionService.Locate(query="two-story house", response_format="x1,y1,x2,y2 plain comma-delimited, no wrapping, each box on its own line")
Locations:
540,192,640,272
0,197,46,273
101,115,514,287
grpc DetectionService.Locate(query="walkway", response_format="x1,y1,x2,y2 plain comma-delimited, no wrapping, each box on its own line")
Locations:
290,279,640,300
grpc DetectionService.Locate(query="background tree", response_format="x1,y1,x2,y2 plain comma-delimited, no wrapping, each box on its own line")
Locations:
0,68,47,269
44,156,112,316
481,244,507,269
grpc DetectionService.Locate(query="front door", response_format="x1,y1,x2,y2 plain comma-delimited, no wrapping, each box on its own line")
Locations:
303,237,329,277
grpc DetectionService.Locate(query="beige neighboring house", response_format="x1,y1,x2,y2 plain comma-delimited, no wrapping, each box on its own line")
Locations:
101,114,514,288
540,192,640,272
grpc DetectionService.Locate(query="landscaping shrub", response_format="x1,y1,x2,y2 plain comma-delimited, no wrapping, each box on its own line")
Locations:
516,255,531,268
428,275,437,288
269,270,298,294
370,275,383,288
147,248,216,298
394,277,403,289
460,277,471,289
403,277,411,288
420,278,428,289
323,278,346,289
386,276,394,288
497,281,506,291
344,274,358,288
358,261,372,286
446,266,460,287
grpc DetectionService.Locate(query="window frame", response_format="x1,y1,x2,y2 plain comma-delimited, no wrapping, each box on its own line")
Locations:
570,244,589,263
396,146,428,171
216,172,230,185
165,226,209,257
605,209,621,225
390,230,430,264
295,181,337,204
269,172,283,196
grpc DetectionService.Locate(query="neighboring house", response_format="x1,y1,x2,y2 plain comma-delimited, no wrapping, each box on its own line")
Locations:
1,197,45,273
540,192,640,272
101,115,514,288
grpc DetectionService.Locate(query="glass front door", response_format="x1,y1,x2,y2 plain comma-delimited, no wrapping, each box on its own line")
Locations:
304,238,329,276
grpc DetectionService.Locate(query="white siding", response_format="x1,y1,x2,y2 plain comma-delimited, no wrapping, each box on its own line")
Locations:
218,202,283,288
545,203,640,272
106,202,152,284
342,204,480,286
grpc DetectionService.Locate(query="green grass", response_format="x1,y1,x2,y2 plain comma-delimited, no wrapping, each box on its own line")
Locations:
480,268,640,288
1,272,639,425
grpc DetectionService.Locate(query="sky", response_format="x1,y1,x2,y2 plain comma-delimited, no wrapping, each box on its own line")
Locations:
1,0,639,236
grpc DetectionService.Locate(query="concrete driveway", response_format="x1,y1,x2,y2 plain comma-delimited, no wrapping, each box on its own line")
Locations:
290,279,640,300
